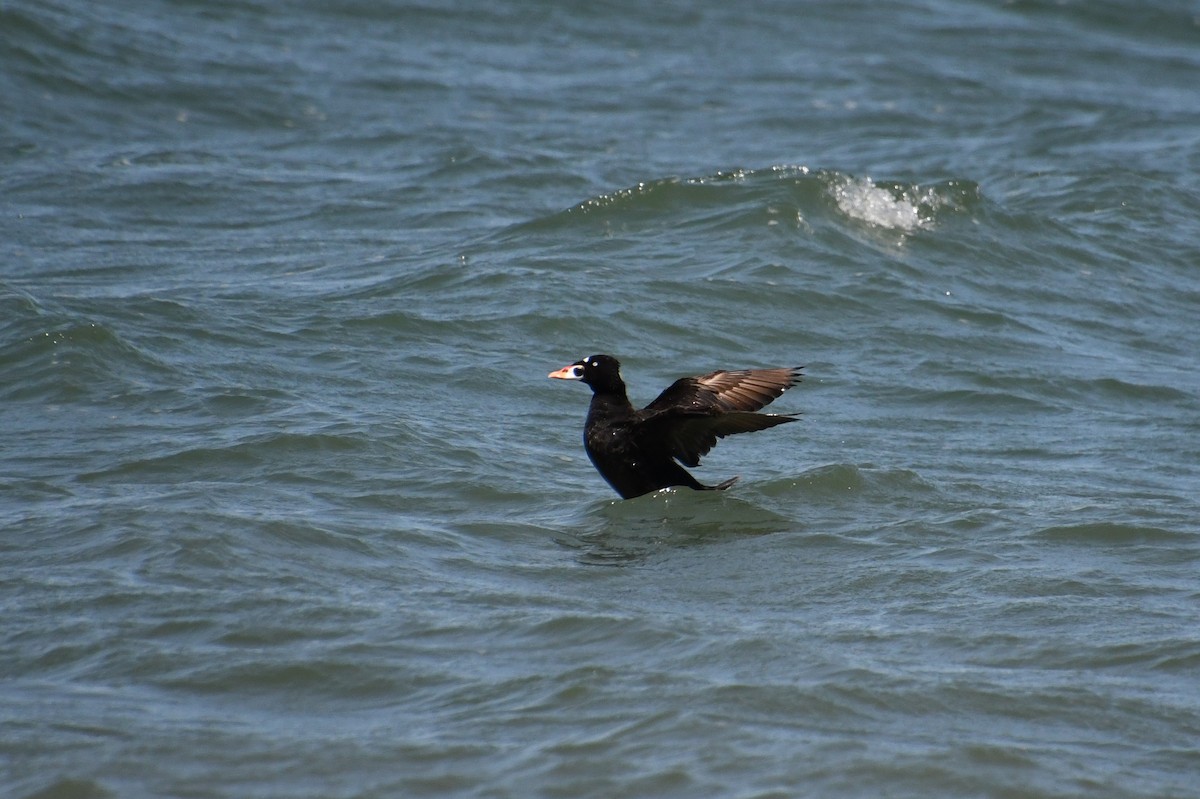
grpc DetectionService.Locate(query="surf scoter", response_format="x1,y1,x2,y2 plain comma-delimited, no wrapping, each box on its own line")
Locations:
549,354,802,499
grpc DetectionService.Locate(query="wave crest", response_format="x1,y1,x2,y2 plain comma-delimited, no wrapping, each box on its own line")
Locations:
547,165,980,236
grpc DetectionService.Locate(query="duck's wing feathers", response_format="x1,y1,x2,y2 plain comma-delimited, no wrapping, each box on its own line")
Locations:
637,367,803,467
641,411,799,467
644,367,802,414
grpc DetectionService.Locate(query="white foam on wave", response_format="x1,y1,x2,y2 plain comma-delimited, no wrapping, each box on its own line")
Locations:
831,176,929,232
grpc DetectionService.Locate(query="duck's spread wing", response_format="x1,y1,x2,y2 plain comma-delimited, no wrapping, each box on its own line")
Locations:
638,367,803,467
645,367,803,415
639,411,798,467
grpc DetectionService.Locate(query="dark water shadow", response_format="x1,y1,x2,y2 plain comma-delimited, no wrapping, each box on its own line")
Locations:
552,487,797,567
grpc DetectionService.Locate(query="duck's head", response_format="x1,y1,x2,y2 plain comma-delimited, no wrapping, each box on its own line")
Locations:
548,354,624,393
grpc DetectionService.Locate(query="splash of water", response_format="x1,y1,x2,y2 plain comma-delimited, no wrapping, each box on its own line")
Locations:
831,176,930,232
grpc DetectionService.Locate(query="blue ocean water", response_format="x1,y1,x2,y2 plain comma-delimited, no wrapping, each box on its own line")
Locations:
3,1,1200,797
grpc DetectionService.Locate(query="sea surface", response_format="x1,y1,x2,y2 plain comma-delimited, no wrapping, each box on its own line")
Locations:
3,1,1200,797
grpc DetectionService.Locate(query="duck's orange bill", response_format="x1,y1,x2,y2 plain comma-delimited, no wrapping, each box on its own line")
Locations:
548,365,577,379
